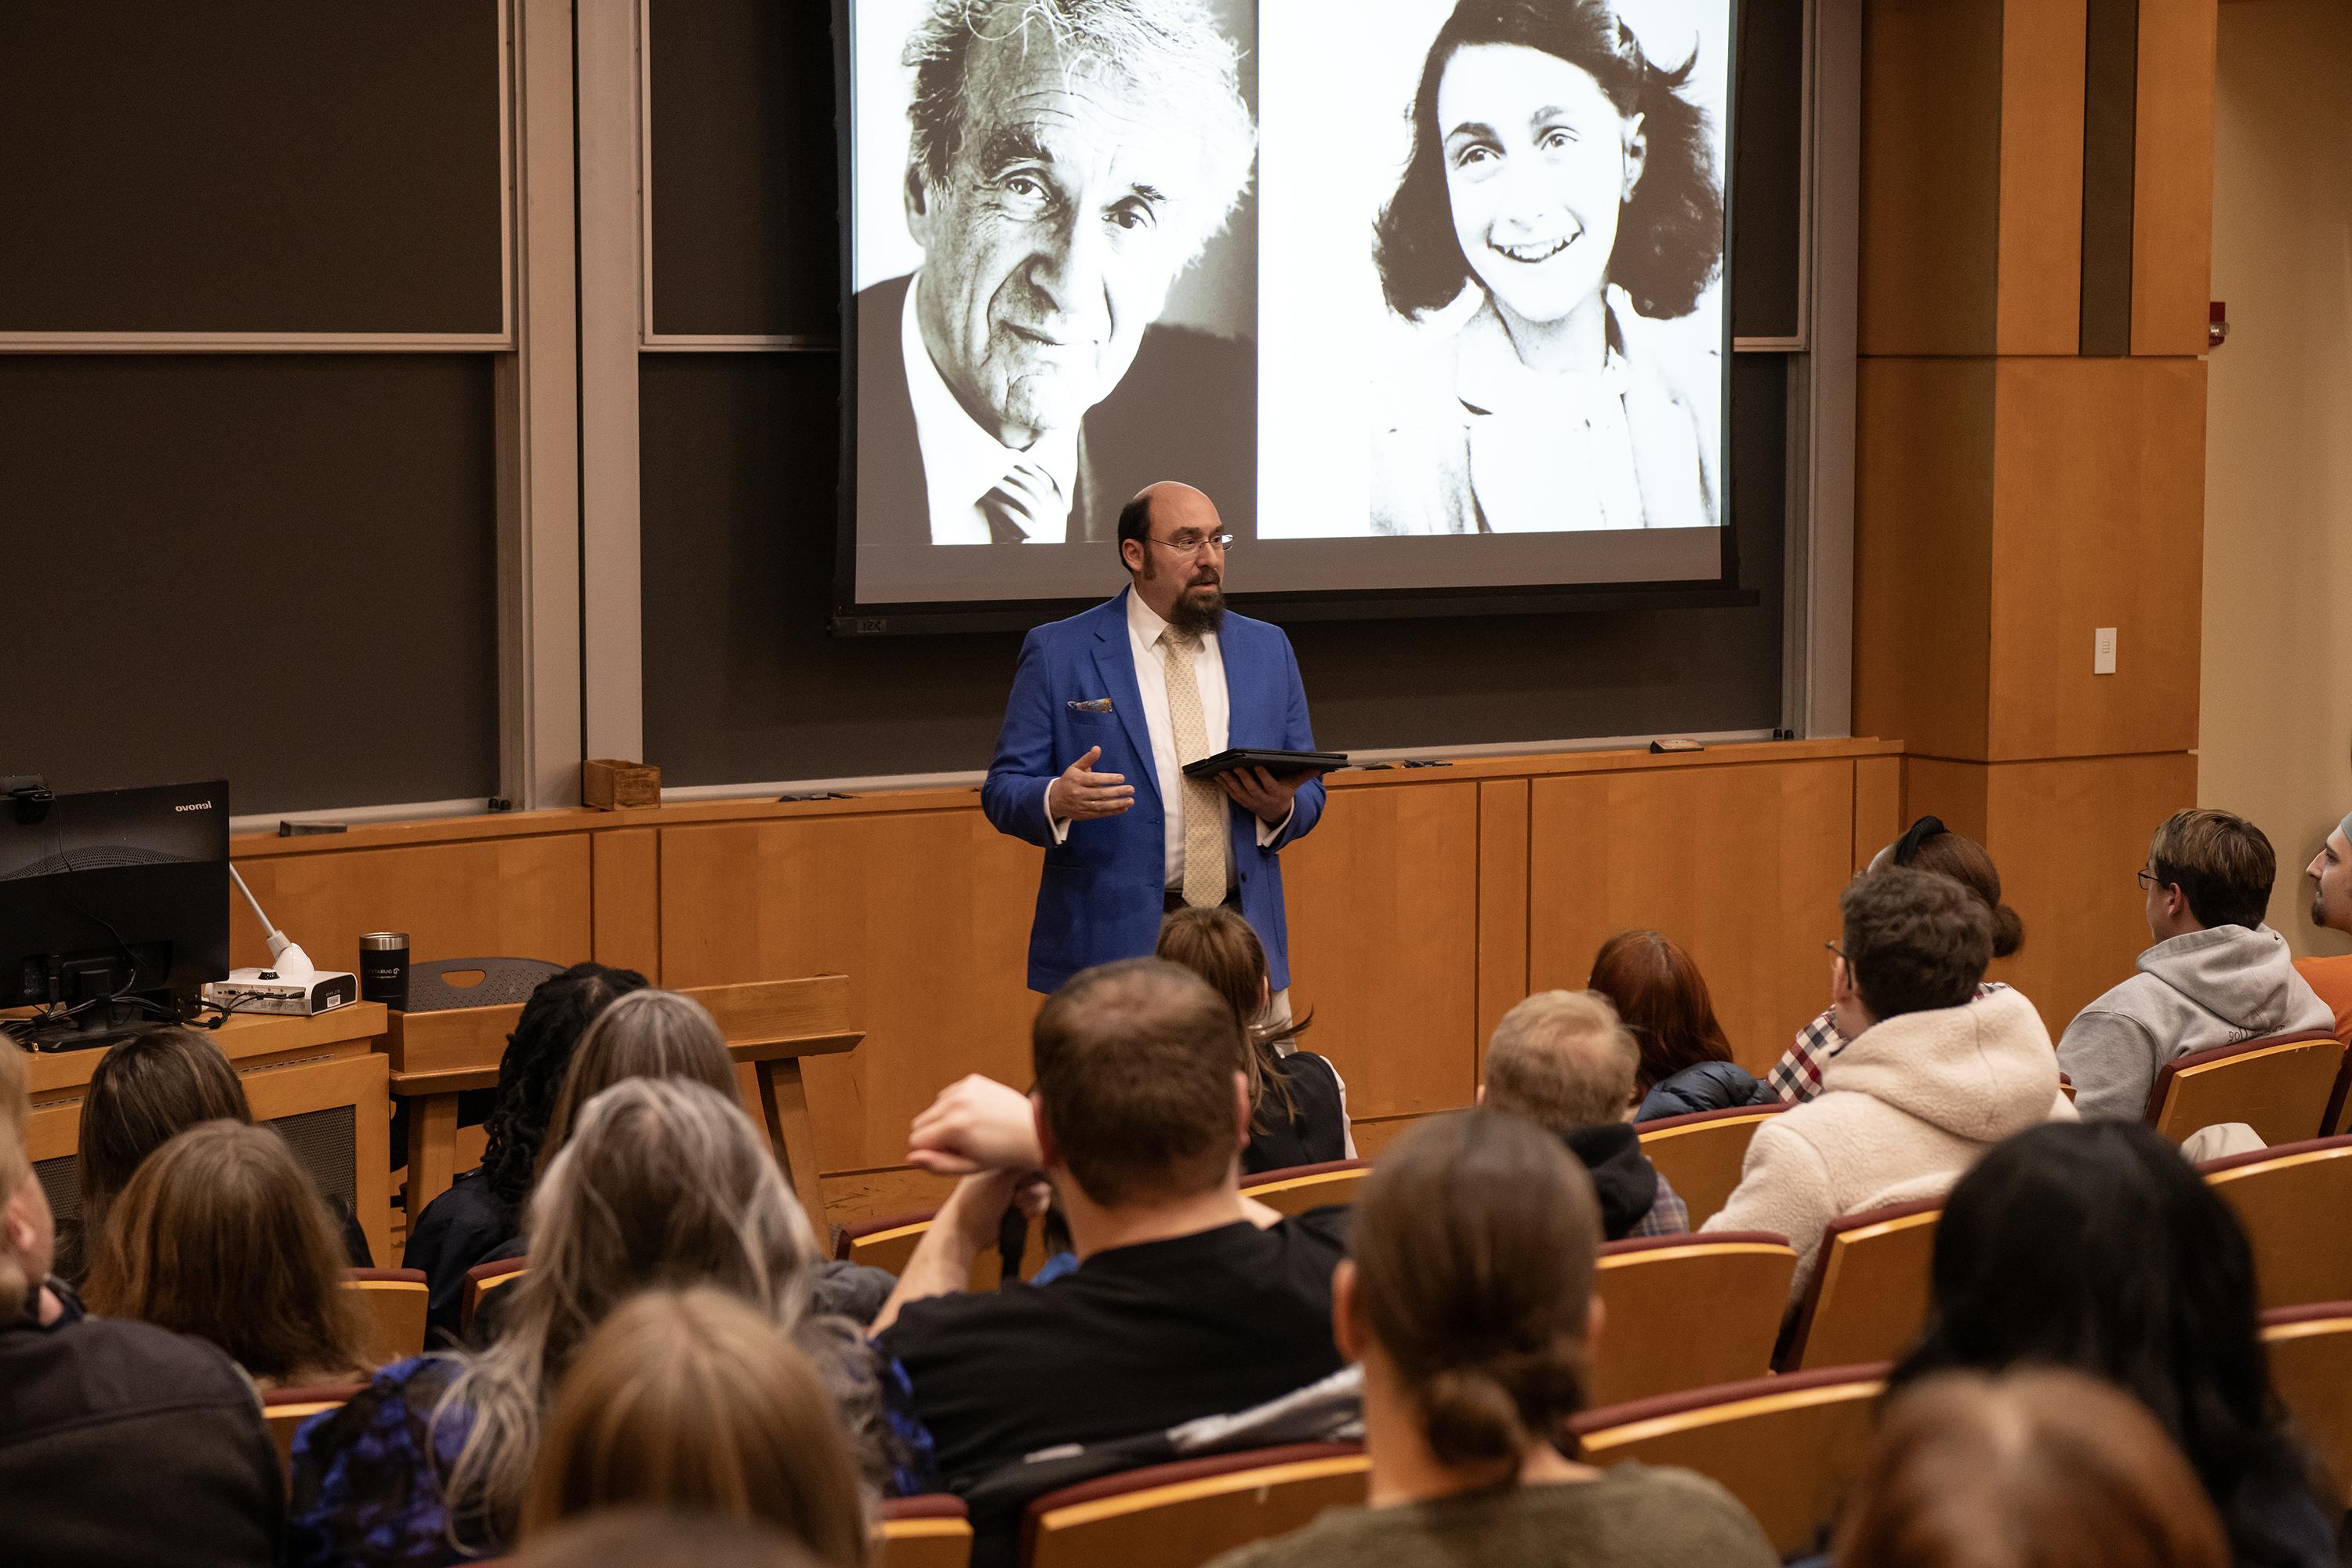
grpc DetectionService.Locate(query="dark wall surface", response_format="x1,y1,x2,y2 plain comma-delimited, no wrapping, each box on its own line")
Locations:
639,1,1801,784
3,356,500,812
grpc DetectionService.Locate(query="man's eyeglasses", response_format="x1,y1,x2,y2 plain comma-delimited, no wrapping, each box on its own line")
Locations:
2136,868,2163,891
1145,532,1234,558
1824,940,1847,960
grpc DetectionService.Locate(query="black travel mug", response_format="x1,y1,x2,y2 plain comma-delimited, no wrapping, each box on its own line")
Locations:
359,932,410,1010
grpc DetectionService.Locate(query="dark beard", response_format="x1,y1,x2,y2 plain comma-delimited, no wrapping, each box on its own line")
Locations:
1167,588,1225,637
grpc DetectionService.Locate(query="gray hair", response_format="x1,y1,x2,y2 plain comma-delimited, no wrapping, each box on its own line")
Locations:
1484,990,1641,1134
431,1078,871,1547
902,0,1258,247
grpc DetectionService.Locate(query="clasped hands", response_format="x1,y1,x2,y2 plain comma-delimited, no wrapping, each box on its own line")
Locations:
906,1074,1054,1247
1048,745,1304,825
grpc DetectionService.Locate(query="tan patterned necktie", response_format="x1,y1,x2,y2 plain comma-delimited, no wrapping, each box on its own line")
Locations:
1159,628,1229,907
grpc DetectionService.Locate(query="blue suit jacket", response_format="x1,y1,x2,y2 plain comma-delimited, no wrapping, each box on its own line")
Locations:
982,590,1326,994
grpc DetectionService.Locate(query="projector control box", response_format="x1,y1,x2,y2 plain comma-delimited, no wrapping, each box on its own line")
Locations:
201,968,358,1018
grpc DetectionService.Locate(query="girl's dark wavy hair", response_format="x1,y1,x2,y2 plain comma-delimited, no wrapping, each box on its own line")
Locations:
476,962,648,1215
1374,0,1723,321
1892,1122,2328,1560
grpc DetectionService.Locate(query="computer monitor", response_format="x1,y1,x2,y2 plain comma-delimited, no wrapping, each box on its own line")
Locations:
0,779,230,1044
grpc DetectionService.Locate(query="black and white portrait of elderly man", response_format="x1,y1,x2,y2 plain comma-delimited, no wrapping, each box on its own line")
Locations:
855,0,1260,549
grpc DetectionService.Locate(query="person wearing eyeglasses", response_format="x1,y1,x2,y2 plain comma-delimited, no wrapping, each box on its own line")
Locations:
982,481,1325,1002
2056,809,2332,1123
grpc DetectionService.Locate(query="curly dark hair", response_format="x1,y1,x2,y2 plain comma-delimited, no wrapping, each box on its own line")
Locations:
1374,0,1723,322
476,962,647,1215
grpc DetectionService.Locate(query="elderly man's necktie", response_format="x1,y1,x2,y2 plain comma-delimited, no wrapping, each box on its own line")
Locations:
978,461,1062,544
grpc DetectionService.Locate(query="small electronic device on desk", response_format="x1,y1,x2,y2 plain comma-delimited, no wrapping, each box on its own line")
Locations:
0,777,231,1051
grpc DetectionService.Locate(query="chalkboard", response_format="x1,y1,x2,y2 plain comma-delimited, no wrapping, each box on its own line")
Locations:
0,2,506,336
1,355,501,814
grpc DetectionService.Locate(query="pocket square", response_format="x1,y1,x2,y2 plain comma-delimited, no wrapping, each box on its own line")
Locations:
1068,698,1115,713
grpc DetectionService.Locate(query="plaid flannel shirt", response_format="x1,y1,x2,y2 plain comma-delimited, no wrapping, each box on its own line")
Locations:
1766,981,2009,1105
1628,1170,1690,1238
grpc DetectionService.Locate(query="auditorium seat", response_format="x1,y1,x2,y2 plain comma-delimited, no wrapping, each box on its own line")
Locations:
341,1266,429,1365
1779,1198,1940,1371
1590,1232,1798,1406
263,1381,365,1477
2261,1302,2352,1508
1635,1105,1786,1229
1571,1363,1888,1558
1238,1159,1371,1217
459,1255,529,1338
2200,1135,2352,1311
878,1494,975,1568
2144,1030,2345,1147
1019,1443,1368,1568
833,1210,1029,1290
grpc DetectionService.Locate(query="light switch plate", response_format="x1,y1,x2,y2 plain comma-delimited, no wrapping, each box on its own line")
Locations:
2093,627,2118,675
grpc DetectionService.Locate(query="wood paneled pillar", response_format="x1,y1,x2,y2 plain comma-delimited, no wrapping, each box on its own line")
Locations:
1856,0,2217,1029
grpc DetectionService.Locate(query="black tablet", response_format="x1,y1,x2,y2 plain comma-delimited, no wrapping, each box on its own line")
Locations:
1181,748,1351,779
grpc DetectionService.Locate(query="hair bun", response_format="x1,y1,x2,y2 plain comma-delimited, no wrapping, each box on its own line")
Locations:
1421,1367,1525,1468
1990,903,2025,960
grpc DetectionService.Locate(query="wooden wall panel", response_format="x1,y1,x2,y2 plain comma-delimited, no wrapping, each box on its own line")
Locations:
230,836,593,973
1853,756,1905,869
1987,358,2207,759
1853,358,1998,759
1996,0,2089,354
2132,0,2220,356
1859,0,2003,354
1527,760,1856,1073
590,826,662,981
655,809,1041,1177
1283,782,1481,1120
1475,779,1532,1065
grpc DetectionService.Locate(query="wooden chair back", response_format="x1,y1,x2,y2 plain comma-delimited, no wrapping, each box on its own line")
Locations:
2145,1030,2345,1147
1780,1198,1941,1371
1021,1443,1367,1568
2262,1302,2352,1508
1238,1159,1371,1218
1635,1105,1786,1229
833,1210,1028,1290
877,1495,974,1568
263,1381,365,1478
1591,1232,1799,1407
341,1267,429,1367
1572,1364,1889,1559
2200,1135,2352,1311
459,1255,529,1338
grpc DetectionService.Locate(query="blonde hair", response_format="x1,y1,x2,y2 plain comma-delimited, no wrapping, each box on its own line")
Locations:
0,1104,34,1323
83,1119,367,1385
435,1078,851,1548
0,1040,27,1138
521,1287,870,1566
539,989,737,1169
1484,991,1640,1134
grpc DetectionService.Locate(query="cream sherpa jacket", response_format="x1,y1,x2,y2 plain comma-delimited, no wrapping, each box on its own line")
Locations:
1701,986,2077,1302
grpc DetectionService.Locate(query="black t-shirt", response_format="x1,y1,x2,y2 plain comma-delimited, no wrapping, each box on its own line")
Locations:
877,1209,1350,1490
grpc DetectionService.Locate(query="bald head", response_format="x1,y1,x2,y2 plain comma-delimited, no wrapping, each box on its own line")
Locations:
1118,482,1228,632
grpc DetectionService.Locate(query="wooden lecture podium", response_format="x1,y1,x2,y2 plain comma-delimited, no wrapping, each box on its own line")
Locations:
19,1004,395,1267
387,975,859,1244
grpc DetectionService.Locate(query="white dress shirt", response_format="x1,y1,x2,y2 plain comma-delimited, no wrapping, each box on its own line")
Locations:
1047,590,1290,887
901,275,1080,545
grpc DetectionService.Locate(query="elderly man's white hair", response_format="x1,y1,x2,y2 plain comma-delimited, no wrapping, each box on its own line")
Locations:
902,0,1258,252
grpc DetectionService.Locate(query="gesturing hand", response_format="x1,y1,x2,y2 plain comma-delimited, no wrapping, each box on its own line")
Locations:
1047,745,1134,822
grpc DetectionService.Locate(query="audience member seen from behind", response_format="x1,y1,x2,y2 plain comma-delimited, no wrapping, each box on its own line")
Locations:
1768,818,2025,1105
2293,809,2352,1051
1891,1120,2334,1568
1207,1109,1776,1568
405,962,647,1342
0,1071,285,1568
1482,990,1687,1237
517,1510,831,1568
83,1118,370,1389
878,960,1351,1537
1831,1369,2230,1568
521,1287,870,1566
2058,810,2332,1122
1585,930,1773,1119
286,1078,893,1568
1158,905,1355,1171
1703,868,2073,1303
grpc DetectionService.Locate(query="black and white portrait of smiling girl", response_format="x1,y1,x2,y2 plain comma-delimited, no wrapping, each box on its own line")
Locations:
1369,0,1726,535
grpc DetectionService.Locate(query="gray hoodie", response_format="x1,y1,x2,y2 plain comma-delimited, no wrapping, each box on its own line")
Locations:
2056,924,2335,1121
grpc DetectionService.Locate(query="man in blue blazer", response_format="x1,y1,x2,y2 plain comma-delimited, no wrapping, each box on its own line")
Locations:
983,483,1326,996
